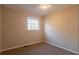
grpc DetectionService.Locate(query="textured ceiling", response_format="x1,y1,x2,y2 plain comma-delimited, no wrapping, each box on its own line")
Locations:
4,4,74,16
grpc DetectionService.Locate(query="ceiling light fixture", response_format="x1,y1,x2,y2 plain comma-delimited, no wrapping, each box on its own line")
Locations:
40,4,49,9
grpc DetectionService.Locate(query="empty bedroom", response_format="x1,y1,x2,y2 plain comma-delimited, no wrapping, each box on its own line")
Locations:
0,4,79,55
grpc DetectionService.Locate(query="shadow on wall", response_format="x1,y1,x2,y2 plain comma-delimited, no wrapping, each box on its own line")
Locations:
44,5,79,54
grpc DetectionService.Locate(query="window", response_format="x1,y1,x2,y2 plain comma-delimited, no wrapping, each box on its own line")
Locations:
27,17,40,30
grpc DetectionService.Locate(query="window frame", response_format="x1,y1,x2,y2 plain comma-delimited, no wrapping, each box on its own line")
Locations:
27,17,40,31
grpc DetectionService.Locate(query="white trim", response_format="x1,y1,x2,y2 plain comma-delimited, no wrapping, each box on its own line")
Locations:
2,41,43,52
45,41,79,55
1,41,79,55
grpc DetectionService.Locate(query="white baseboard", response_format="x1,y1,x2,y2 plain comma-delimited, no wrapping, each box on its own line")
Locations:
45,41,79,55
1,41,79,55
1,41,43,52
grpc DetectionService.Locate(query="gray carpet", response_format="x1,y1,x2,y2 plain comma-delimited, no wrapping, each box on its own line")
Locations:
1,42,76,55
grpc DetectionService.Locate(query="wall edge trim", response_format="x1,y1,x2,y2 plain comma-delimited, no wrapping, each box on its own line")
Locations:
44,41,79,55
1,41,43,52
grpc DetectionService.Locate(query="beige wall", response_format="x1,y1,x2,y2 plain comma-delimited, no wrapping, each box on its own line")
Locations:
0,5,1,52
44,5,79,54
2,6,44,51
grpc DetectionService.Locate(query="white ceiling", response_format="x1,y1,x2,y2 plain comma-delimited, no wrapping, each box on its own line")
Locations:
4,4,74,16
